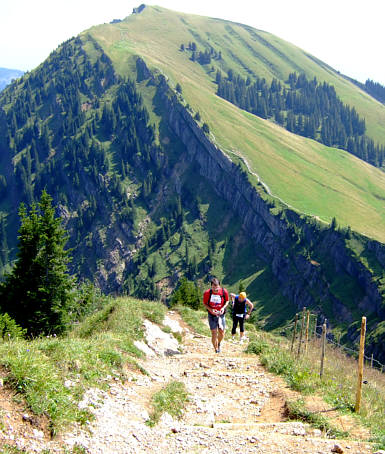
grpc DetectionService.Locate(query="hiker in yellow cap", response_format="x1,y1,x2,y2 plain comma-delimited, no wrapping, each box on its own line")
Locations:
230,291,254,342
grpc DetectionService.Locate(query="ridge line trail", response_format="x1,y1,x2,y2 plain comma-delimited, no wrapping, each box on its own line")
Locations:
64,311,373,454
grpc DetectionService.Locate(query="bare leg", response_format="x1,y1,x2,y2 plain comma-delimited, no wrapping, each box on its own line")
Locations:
211,329,218,351
218,328,225,347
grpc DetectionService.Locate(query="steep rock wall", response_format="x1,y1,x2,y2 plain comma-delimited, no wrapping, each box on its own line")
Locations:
158,79,385,331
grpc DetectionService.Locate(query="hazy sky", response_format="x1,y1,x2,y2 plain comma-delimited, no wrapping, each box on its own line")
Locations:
1,0,384,84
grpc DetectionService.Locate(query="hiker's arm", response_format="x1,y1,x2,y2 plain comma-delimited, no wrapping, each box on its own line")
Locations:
221,301,230,314
230,293,235,306
245,299,254,319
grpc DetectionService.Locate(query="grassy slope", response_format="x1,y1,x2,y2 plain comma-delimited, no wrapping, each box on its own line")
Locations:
0,297,167,432
84,6,385,243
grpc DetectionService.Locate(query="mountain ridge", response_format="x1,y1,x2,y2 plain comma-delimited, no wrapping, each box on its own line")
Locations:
0,67,24,91
1,5,385,361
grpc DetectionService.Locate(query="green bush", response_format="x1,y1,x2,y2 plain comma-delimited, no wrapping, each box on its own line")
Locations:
0,313,26,339
170,278,200,310
246,339,269,355
70,281,108,322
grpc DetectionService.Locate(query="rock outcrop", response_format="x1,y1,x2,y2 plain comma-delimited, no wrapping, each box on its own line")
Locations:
150,70,385,359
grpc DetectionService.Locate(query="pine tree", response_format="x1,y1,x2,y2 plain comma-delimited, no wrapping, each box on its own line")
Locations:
330,217,338,231
0,191,74,335
170,278,200,310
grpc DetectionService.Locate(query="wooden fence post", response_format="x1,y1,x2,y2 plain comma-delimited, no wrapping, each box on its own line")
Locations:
370,354,374,369
319,322,327,378
297,307,306,359
290,313,298,353
313,315,318,339
355,316,367,413
305,310,310,353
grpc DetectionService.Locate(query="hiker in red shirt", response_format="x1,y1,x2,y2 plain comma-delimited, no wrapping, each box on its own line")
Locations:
203,278,230,353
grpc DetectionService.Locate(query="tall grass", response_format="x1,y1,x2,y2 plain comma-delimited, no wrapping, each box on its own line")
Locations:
246,331,385,448
174,305,208,336
0,297,167,434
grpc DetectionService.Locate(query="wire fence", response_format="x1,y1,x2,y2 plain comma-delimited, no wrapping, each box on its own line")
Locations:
281,309,385,413
283,310,385,373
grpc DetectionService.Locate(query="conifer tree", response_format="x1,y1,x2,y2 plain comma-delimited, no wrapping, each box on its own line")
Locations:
0,191,74,335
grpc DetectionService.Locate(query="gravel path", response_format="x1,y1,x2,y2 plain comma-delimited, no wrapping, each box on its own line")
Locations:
1,311,376,453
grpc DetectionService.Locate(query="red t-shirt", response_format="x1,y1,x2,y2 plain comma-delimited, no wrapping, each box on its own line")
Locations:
203,288,229,311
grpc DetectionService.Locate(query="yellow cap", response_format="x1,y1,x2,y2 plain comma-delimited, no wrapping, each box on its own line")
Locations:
239,292,247,300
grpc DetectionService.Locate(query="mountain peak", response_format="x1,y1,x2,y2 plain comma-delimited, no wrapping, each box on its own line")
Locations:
132,4,146,14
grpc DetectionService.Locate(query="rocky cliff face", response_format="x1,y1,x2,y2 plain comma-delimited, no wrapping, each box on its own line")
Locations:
152,72,385,358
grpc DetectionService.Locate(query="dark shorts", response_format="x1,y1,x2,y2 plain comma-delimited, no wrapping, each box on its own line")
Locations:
208,312,226,331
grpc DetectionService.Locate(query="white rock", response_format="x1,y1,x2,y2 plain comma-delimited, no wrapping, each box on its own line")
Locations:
32,428,44,439
143,320,180,356
159,412,175,427
292,427,306,436
163,315,183,333
134,340,156,357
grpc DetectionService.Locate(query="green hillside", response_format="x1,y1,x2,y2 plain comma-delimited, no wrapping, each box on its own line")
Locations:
86,5,385,242
1,4,385,364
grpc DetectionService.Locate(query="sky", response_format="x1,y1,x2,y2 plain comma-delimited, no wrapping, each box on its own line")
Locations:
0,0,384,85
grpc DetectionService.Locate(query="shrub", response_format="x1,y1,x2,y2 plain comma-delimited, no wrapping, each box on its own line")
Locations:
0,313,26,339
170,278,200,310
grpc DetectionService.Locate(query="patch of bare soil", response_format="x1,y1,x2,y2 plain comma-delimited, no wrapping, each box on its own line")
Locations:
0,367,52,449
258,389,291,423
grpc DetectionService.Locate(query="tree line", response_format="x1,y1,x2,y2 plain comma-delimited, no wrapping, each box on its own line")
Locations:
216,70,385,167
364,79,385,104
179,41,222,65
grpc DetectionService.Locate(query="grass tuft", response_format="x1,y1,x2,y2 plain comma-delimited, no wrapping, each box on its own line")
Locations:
174,306,208,336
286,398,348,439
147,380,188,427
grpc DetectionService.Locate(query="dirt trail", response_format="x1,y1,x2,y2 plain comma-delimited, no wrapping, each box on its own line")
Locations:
1,311,375,453
62,311,374,454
